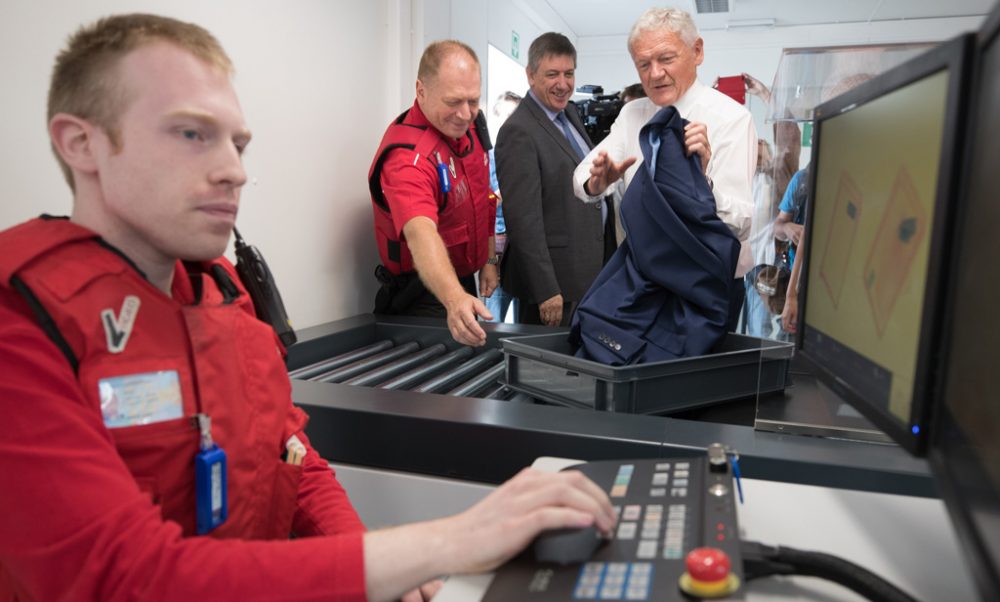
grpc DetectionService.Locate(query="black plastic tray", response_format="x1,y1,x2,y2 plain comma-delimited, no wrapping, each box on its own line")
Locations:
500,333,793,414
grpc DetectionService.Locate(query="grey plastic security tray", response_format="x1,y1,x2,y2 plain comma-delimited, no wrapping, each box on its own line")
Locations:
500,333,793,414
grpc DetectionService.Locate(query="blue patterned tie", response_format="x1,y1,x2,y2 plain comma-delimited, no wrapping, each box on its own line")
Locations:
557,111,606,227
556,112,586,160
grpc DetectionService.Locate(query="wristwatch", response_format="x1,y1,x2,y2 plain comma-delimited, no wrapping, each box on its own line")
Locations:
486,256,499,265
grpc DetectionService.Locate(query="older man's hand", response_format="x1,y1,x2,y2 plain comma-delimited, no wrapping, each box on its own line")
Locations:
683,121,712,175
586,150,637,197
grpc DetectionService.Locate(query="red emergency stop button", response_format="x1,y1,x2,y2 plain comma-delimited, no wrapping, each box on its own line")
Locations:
678,547,740,598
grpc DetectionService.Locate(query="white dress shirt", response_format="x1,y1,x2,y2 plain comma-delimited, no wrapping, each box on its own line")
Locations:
573,80,758,277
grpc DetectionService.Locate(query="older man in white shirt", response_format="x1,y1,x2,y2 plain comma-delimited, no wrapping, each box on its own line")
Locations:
574,7,757,328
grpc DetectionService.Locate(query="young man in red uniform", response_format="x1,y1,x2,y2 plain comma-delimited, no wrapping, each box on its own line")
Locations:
369,41,498,347
0,14,615,602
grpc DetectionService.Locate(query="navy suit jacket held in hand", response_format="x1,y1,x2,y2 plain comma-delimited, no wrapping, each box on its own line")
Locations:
569,106,740,365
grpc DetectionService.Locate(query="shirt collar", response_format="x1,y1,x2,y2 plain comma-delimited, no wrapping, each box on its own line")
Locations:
171,260,195,304
672,79,706,114
407,99,432,127
409,99,472,154
528,89,563,123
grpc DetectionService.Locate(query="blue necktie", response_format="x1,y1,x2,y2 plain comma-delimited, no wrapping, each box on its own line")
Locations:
556,112,586,160
557,112,607,227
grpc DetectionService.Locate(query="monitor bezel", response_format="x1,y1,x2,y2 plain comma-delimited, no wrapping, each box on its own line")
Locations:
794,33,975,456
927,6,1000,599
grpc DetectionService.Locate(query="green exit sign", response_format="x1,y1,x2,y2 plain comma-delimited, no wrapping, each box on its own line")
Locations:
512,31,520,59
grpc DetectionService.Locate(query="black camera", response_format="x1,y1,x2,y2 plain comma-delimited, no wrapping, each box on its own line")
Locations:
573,85,624,145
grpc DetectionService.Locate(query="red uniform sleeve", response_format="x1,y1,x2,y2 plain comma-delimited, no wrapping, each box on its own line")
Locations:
285,407,366,536
0,301,368,601
380,148,441,237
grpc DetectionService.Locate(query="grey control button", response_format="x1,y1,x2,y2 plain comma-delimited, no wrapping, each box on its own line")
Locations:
636,540,657,559
617,522,637,540
608,562,629,575
631,563,652,575
628,572,651,587
583,562,604,574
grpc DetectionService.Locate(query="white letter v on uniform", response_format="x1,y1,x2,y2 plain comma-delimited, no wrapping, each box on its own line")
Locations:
101,295,141,354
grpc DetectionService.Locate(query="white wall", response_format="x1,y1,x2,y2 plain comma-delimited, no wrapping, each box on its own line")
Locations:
415,0,577,103
0,0,395,329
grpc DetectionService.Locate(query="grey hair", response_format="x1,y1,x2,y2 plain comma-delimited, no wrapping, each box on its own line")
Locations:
492,91,522,117
527,32,577,73
627,8,699,52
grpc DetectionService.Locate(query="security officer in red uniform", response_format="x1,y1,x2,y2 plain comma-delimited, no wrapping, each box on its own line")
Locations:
0,15,616,602
369,40,499,347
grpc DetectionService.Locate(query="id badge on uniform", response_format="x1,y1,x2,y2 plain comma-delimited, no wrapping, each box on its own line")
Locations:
98,370,183,428
195,414,227,534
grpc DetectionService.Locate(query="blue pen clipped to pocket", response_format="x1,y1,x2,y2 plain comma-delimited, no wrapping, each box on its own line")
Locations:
435,152,451,194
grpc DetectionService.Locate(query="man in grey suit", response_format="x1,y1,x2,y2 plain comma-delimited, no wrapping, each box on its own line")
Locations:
495,33,614,327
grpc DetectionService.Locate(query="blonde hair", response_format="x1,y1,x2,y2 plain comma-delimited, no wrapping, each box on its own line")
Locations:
48,13,233,189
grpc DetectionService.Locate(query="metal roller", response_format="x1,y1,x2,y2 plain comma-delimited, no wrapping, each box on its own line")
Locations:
379,346,474,391
343,343,448,387
288,340,394,380
479,382,509,400
446,362,505,397
311,341,420,384
413,348,504,394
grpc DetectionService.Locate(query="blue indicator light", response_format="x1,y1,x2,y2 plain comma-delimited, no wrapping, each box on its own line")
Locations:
912,425,920,435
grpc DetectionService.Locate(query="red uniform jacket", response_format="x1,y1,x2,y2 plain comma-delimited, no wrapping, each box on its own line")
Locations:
0,217,367,601
368,101,495,276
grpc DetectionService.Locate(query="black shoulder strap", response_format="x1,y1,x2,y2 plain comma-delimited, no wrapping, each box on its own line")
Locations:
370,143,419,212
473,109,492,152
369,110,426,212
369,109,455,215
9,276,80,374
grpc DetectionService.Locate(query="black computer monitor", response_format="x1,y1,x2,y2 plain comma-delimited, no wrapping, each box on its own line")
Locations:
928,5,1000,598
795,33,974,456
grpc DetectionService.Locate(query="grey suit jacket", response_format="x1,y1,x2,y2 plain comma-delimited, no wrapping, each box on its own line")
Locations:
494,94,606,303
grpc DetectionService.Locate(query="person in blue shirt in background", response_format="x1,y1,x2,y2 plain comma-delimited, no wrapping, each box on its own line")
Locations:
485,91,522,323
774,165,808,267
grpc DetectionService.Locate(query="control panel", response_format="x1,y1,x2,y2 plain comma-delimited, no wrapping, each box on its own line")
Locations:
483,449,743,601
